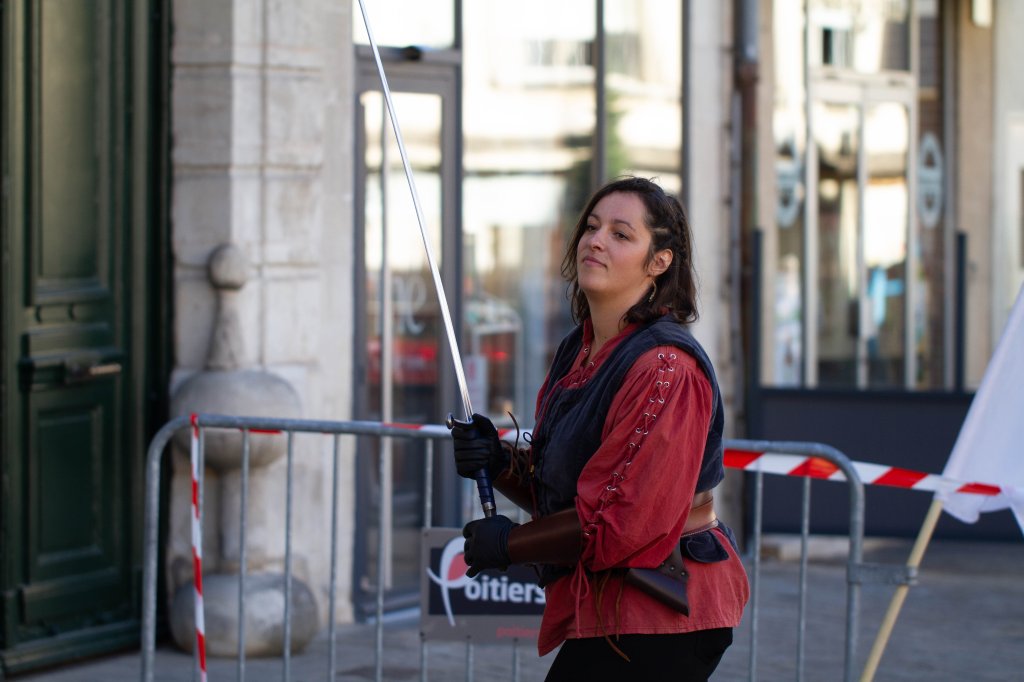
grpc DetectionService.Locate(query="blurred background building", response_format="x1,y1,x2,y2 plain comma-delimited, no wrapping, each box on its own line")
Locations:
2,0,1021,673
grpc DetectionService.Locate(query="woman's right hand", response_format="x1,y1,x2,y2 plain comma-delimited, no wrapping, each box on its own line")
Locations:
449,413,508,479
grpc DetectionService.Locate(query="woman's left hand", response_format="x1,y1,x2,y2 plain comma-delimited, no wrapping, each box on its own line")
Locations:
462,515,519,577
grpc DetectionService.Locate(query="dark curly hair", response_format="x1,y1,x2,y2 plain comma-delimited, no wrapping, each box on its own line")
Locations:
560,176,699,325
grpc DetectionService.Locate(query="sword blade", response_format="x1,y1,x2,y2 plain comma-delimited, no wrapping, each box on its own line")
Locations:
356,0,496,518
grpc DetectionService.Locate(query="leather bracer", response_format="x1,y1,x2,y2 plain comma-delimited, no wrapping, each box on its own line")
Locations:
507,507,582,567
492,468,533,513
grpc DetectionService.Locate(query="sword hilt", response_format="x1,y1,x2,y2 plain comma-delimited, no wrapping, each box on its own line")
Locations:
447,413,497,518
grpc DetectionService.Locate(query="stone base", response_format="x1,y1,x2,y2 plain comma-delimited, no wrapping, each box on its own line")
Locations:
170,572,319,657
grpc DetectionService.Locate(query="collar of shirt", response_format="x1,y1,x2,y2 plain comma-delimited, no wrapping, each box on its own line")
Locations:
567,319,641,383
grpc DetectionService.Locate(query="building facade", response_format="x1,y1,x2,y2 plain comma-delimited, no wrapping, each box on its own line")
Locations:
2,0,1019,673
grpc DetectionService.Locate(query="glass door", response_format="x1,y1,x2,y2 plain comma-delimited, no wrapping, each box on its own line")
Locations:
353,60,459,615
810,82,914,389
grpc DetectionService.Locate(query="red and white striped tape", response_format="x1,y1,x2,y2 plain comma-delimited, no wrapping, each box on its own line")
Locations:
383,422,1003,497
723,448,1001,496
189,415,207,682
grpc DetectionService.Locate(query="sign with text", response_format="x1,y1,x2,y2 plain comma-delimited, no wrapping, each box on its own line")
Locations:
419,527,544,643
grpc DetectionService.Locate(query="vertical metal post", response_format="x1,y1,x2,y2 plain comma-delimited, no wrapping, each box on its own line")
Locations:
328,434,341,681
142,419,187,682
283,431,295,681
905,0,921,390
802,0,820,387
729,89,746,429
844,471,866,682
680,0,691,209
379,94,396,591
238,430,251,681
420,440,434,681
749,230,764,426
424,439,434,528
955,232,967,391
419,632,429,682
796,475,812,682
376,434,387,682
595,0,606,186
855,98,869,389
748,467,764,681
735,0,760,421
942,0,958,390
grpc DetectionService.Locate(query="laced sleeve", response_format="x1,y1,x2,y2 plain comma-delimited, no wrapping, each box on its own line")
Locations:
574,346,714,572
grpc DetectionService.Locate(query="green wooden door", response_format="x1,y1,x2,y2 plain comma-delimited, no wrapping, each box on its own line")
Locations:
1,0,166,673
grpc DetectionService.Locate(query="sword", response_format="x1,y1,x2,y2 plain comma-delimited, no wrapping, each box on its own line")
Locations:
355,0,496,518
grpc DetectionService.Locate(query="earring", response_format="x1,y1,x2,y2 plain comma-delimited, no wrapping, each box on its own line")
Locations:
647,281,657,303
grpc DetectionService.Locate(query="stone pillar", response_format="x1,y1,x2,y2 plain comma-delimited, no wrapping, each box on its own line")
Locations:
167,244,318,656
169,0,358,633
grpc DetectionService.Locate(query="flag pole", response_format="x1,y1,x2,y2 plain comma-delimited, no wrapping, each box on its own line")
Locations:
859,497,945,682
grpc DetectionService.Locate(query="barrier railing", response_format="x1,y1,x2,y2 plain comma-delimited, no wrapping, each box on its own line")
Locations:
732,439,867,682
141,414,877,681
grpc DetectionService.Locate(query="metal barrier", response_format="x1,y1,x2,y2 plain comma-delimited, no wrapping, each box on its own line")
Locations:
732,439,866,682
141,414,877,682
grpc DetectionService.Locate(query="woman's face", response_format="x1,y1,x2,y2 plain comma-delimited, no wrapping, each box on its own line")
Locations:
576,191,670,311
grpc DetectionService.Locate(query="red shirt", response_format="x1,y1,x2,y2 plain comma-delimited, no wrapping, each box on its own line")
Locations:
534,321,749,656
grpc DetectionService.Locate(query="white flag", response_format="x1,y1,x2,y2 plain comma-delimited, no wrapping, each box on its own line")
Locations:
938,284,1024,535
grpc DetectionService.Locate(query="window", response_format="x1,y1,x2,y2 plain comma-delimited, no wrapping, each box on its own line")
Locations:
810,0,910,73
461,1,685,421
352,0,454,48
769,0,945,390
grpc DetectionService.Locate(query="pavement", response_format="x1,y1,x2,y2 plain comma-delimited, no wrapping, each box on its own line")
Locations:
13,536,1024,681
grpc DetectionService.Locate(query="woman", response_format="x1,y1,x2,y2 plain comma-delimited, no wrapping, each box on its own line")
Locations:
451,177,749,681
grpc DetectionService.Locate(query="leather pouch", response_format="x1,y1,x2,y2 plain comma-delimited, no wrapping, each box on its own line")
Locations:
623,544,689,615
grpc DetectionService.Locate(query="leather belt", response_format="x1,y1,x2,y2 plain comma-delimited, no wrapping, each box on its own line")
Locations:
681,490,718,537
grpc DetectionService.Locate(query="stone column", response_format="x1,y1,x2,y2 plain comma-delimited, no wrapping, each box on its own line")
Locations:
169,0,358,633
167,244,318,656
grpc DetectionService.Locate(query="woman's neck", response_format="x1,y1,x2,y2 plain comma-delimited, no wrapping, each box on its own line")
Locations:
588,305,625,357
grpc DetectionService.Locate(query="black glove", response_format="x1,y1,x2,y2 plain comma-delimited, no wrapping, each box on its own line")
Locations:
449,413,508,480
462,515,518,578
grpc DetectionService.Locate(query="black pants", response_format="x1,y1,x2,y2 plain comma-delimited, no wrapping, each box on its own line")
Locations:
544,628,733,682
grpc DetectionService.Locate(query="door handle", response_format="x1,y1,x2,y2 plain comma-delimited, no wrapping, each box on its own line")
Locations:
18,349,124,390
65,360,123,384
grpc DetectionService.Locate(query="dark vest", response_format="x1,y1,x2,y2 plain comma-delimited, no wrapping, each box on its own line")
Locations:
530,314,725,520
